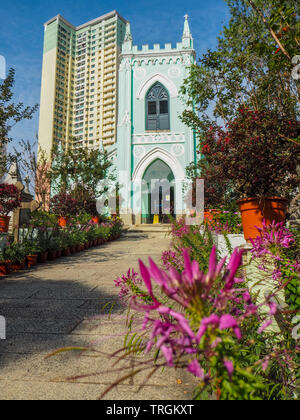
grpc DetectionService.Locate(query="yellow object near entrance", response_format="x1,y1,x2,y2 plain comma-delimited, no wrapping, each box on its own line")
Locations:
153,214,160,224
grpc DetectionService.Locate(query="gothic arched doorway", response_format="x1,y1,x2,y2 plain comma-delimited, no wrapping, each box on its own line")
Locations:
141,159,175,224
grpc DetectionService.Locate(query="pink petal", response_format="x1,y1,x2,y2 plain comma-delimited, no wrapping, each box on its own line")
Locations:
197,314,220,342
161,345,174,367
192,260,202,281
139,259,153,297
148,258,166,288
219,314,238,330
187,360,204,379
208,246,217,278
219,315,242,340
224,359,234,379
258,319,273,334
268,302,277,316
182,249,193,284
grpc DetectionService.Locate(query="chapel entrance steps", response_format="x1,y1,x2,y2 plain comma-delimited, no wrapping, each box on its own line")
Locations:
123,224,171,239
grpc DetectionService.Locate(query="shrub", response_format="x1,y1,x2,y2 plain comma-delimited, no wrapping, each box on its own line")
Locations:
0,183,21,216
50,193,78,217
199,108,300,199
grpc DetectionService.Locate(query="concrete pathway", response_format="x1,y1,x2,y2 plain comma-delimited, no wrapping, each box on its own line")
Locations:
0,231,195,400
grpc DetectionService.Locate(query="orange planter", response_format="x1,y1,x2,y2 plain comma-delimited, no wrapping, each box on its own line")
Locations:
62,248,71,257
0,216,10,233
238,197,287,241
48,250,57,261
58,216,68,228
38,252,48,263
0,262,9,276
11,260,26,272
56,250,62,258
26,255,38,268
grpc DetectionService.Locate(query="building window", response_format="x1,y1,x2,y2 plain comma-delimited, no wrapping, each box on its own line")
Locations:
146,82,170,131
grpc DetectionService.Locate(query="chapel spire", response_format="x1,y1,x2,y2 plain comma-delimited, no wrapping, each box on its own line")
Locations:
122,21,133,53
182,14,193,49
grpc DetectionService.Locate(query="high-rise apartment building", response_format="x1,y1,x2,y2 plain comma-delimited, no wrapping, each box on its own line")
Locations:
38,10,127,155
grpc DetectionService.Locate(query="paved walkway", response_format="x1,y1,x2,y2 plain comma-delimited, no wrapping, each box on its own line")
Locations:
0,231,195,400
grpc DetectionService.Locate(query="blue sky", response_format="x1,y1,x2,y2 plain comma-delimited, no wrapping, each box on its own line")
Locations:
0,0,230,150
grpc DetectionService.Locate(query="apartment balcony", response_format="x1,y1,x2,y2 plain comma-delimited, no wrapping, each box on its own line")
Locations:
104,48,116,56
103,75,115,83
103,97,115,105
102,133,115,140
103,85,115,94
103,88,115,97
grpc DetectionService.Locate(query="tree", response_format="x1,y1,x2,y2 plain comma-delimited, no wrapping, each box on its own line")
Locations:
0,68,38,175
14,139,51,211
50,145,114,203
198,107,300,199
181,0,300,135
180,0,300,203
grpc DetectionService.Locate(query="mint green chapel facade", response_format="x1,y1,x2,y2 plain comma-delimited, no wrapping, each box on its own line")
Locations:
114,16,197,225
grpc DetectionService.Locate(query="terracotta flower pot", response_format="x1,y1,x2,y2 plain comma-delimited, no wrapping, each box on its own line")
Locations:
0,216,10,233
62,248,71,257
48,250,57,261
238,197,287,241
56,250,62,258
5,260,12,273
27,255,38,268
0,261,9,276
70,245,77,254
58,216,68,228
38,252,48,263
11,260,26,272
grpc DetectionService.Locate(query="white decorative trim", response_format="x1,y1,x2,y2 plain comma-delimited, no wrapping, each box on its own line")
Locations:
168,66,181,79
120,58,132,71
136,73,179,99
134,67,147,80
133,145,146,159
132,147,185,182
133,132,185,145
171,144,185,157
120,110,131,127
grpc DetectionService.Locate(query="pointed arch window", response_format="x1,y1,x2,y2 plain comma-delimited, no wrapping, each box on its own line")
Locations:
146,82,170,131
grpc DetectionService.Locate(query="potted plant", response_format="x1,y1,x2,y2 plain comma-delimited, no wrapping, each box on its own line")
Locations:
0,184,22,233
37,235,49,263
50,193,78,228
199,108,300,240
59,231,71,257
67,232,77,254
3,242,26,272
54,235,63,258
27,212,58,263
0,241,15,276
22,238,40,267
0,251,9,276
47,237,59,261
